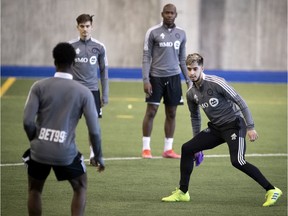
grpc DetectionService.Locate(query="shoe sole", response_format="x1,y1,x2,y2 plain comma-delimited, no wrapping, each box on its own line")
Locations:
162,155,181,159
142,156,152,159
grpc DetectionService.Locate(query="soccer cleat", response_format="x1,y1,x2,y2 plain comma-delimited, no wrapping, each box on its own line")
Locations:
162,149,181,159
263,187,282,207
142,149,152,159
162,188,190,202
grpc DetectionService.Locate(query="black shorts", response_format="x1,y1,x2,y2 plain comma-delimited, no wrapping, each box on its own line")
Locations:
22,149,86,181
146,74,184,106
91,90,102,118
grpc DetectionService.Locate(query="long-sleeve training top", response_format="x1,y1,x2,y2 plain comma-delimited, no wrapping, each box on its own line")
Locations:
142,23,190,84
69,37,109,104
186,73,255,137
23,72,103,166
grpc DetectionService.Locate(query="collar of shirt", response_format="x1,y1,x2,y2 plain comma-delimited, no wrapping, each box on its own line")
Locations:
54,72,73,80
193,73,206,89
79,36,91,43
162,22,176,29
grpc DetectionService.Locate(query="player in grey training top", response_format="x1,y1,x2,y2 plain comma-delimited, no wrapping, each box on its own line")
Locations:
23,42,104,215
142,18,189,83
141,4,192,159
69,14,109,164
162,53,282,207
69,14,109,112
24,73,102,166
70,36,108,94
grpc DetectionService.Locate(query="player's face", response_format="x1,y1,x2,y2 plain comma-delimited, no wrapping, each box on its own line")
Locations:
77,21,92,40
187,63,203,82
162,6,177,27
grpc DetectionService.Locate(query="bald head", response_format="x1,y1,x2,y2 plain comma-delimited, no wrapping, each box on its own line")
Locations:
161,4,177,27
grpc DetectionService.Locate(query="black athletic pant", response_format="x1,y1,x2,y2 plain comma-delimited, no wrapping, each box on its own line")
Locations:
180,117,272,191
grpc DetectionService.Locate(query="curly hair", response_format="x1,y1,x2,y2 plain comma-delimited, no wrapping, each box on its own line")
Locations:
52,42,76,66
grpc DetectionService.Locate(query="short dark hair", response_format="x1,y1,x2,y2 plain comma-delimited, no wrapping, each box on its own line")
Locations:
186,53,204,66
76,14,94,25
52,42,76,66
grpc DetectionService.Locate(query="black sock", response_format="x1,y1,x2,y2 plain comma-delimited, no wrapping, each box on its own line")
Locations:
180,185,188,193
265,184,275,191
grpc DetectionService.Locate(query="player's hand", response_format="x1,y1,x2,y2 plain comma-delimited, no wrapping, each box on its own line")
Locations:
247,129,258,142
94,157,105,172
144,82,153,96
194,151,204,166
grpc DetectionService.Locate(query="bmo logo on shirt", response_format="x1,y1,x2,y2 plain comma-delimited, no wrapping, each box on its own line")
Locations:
89,56,97,65
159,42,173,47
209,98,219,107
159,40,181,49
75,56,97,65
174,40,180,49
200,98,219,109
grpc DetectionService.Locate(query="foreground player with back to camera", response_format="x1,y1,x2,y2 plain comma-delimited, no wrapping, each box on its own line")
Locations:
69,14,109,165
23,42,105,216
162,53,282,207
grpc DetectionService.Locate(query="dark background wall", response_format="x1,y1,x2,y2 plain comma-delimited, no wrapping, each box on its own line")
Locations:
1,0,287,71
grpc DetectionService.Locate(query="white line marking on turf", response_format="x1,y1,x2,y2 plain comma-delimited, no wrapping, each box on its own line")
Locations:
1,153,287,167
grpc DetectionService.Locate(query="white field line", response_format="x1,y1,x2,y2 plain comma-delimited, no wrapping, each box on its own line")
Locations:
1,153,287,167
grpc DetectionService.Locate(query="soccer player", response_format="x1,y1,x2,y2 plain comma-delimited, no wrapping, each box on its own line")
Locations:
23,42,105,216
141,4,191,159
162,53,282,207
69,14,109,165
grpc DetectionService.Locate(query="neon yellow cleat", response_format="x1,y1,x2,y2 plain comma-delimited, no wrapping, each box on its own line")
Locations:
263,187,282,207
162,188,190,202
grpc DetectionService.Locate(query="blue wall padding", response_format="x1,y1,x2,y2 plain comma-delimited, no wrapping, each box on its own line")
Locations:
1,66,287,83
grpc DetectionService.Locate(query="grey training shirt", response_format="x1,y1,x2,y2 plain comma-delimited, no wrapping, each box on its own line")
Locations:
142,23,190,83
69,37,109,104
186,73,255,137
23,72,102,166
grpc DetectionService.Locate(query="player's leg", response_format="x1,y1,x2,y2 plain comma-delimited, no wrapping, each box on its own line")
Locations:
224,117,282,206
23,149,51,216
142,77,163,158
89,91,102,165
142,103,159,158
142,103,159,137
54,152,87,215
162,128,224,201
162,74,184,158
68,174,87,216
179,128,224,193
225,118,273,188
162,105,180,158
28,176,46,216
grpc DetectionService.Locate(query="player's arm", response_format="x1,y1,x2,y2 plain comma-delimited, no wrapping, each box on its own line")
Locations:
186,90,201,137
218,80,255,130
179,32,192,88
23,83,39,141
83,91,105,172
98,45,109,106
142,30,153,94
187,90,204,166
